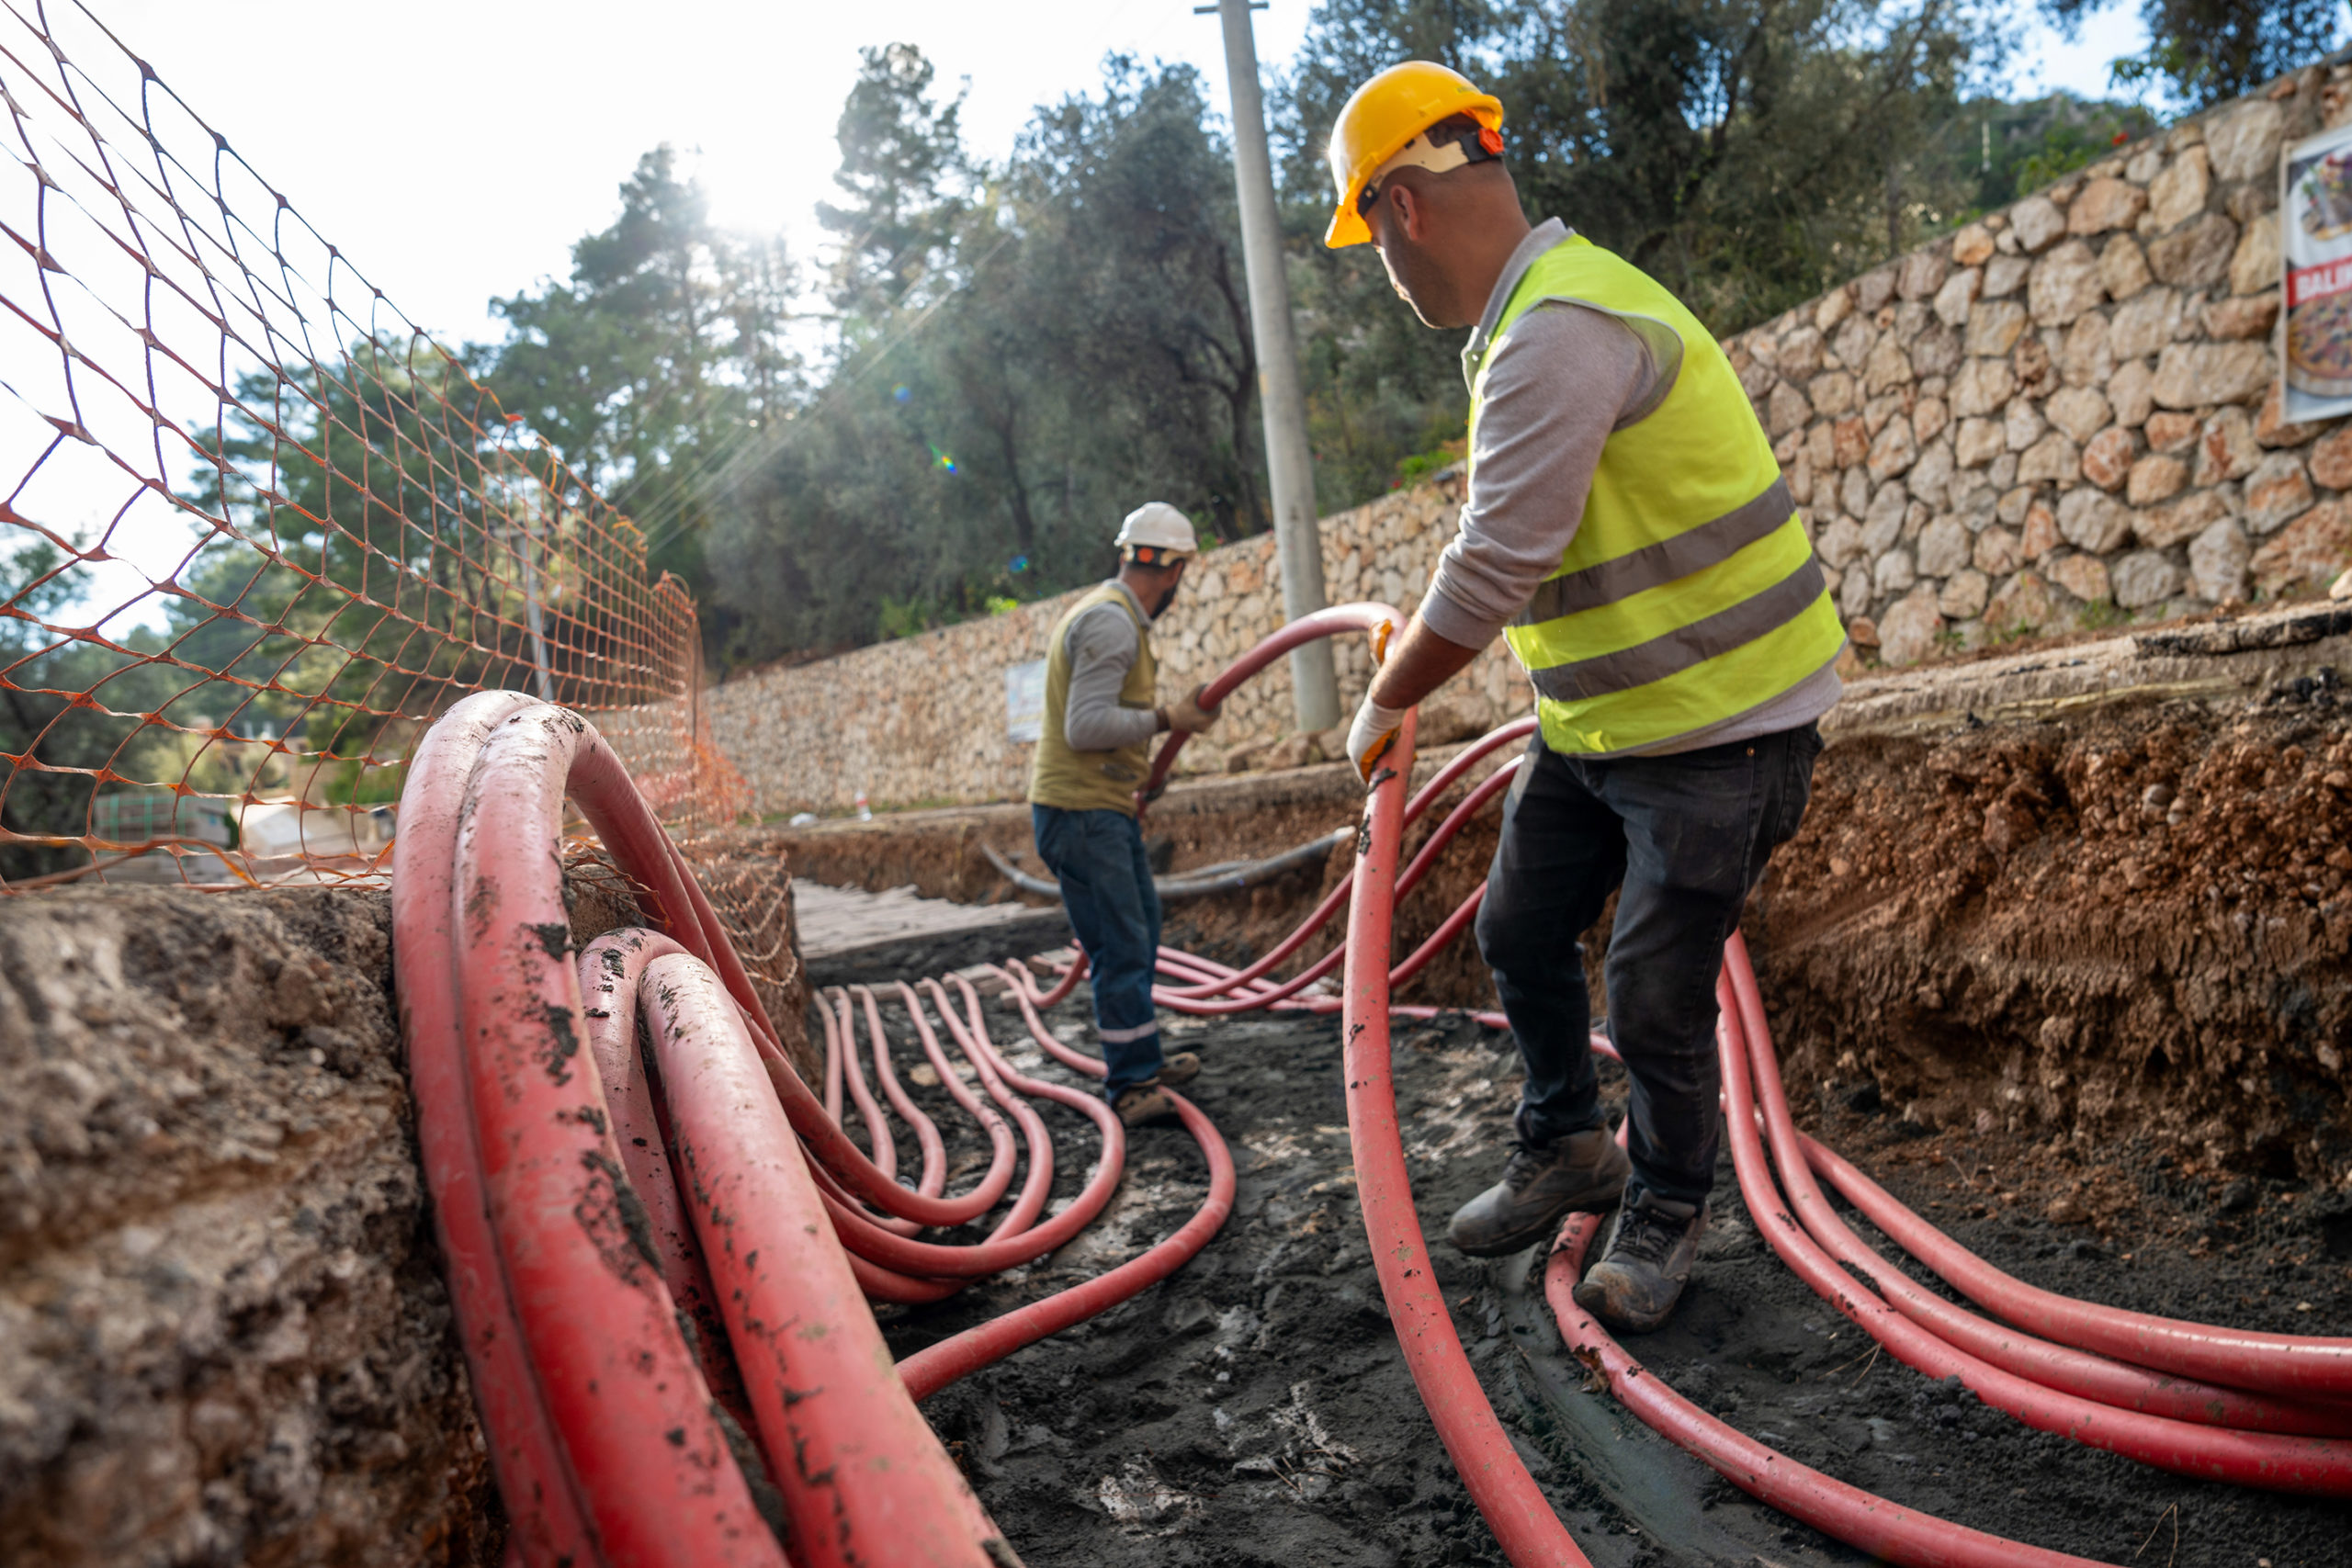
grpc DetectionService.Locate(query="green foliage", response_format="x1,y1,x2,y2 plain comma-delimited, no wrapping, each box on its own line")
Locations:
1277,0,2018,509
2044,0,2341,110
698,53,1274,667
483,148,802,652
2077,596,2133,629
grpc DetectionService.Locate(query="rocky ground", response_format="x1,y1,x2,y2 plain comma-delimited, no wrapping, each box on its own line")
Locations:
851,946,2352,1568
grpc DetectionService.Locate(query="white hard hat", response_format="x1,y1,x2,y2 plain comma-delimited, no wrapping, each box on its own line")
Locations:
1114,502,1197,559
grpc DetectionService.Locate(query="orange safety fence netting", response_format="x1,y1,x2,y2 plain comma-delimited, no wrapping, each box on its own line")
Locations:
0,0,752,896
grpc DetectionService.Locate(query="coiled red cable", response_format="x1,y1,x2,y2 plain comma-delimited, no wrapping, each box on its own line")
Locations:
398,601,2352,1568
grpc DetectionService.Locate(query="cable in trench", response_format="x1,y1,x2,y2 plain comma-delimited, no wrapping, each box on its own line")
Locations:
397,603,2352,1568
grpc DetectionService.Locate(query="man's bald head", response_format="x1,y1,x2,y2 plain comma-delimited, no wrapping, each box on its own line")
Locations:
1363,115,1532,330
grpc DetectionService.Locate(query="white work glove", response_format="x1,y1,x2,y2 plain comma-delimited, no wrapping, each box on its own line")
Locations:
1165,683,1221,735
1344,694,1407,787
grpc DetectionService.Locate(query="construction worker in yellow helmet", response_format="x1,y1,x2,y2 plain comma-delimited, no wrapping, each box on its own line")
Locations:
1029,502,1223,1129
1328,62,1844,1333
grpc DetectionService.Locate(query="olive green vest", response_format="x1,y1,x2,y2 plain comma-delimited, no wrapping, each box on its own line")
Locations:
1028,581,1158,815
1473,236,1845,756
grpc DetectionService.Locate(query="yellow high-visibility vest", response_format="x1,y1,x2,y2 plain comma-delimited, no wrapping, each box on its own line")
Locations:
1474,235,1844,755
1029,581,1158,815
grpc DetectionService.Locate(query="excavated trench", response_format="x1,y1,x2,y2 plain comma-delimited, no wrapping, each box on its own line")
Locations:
6,604,2352,1564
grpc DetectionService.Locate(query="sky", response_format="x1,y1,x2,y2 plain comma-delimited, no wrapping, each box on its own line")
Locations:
12,0,2154,636
100,0,2150,353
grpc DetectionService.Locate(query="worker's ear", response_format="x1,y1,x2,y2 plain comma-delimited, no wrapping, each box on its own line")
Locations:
1385,182,1429,244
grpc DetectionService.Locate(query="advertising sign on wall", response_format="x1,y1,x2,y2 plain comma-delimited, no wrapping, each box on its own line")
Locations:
1005,659,1047,743
2283,121,2352,422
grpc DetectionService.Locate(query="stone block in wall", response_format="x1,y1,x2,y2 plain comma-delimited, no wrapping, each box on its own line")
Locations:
2058,488,2132,552
1965,300,2028,358
2059,313,2114,387
2257,383,2326,448
2251,502,2352,594
1952,222,1996,266
2147,146,2211,230
2099,234,2153,299
1984,254,2031,299
2109,359,2155,427
1877,588,1946,664
2045,385,2111,442
2148,212,2240,288
2030,240,2105,325
2128,453,2189,505
2112,549,2184,608
2189,517,2252,603
2311,425,2352,489
1939,567,1990,619
2196,407,2260,484
2049,551,2112,603
2140,488,2233,548
2011,195,2067,253
2203,289,2279,339
1934,268,1979,326
2204,97,2286,185
2069,176,2147,235
2243,453,2315,534
2230,217,2280,296
2108,288,2182,358
2150,341,2270,409
1974,525,2021,575
2084,425,2133,489
1898,249,1949,299
1985,568,2055,632
1917,514,1971,577
2021,501,2061,560
2018,433,2080,485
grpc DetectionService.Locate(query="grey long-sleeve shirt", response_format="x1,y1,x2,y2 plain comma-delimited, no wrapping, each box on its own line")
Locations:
1420,219,1839,755
1059,581,1160,752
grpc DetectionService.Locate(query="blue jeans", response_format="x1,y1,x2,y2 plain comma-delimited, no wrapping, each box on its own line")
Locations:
1031,805,1166,1100
1475,723,1823,1210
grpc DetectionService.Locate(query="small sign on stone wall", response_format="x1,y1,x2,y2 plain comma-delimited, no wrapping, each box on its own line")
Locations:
1005,659,1046,743
2284,121,2352,421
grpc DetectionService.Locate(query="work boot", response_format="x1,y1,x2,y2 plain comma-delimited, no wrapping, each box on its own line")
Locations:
1445,1128,1631,1258
1156,1050,1200,1088
1114,1080,1182,1128
1571,1193,1710,1333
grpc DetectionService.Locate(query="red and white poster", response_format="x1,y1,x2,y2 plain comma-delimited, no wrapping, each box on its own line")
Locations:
2283,121,2352,421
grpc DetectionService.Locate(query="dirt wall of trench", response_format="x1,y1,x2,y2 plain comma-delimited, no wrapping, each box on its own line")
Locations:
0,861,811,1568
759,611,2352,1187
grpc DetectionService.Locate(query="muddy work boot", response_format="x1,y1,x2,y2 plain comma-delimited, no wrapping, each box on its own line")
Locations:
1114,1080,1182,1128
1571,1193,1709,1333
1445,1129,1632,1258
1155,1050,1200,1088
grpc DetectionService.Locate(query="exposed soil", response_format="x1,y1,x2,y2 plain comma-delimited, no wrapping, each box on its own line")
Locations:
846,936,2352,1568
1755,687,2352,1186
0,863,809,1568
763,680,2352,1189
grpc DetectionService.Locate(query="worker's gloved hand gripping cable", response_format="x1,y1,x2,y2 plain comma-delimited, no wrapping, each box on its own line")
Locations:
395,611,2352,1568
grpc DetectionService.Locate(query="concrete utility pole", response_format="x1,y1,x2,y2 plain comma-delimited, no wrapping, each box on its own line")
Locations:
1201,0,1339,733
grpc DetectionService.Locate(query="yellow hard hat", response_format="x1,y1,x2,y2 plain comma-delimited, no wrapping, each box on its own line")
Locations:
1324,61,1504,249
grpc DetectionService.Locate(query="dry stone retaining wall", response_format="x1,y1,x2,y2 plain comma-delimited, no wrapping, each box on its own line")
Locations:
708,471,1530,817
712,61,2352,817
1734,60,2352,667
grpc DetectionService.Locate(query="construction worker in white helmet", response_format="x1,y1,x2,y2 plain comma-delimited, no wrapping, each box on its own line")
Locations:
1327,63,1843,1332
1028,502,1223,1128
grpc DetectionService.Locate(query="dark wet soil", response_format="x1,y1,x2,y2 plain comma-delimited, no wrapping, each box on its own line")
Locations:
842,944,2352,1568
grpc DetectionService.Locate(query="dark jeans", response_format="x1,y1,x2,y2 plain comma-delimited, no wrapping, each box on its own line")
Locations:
1031,805,1167,1100
1475,723,1824,1210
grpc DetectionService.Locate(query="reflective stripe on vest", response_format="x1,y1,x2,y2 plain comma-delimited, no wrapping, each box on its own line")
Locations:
1474,235,1844,755
1027,581,1158,816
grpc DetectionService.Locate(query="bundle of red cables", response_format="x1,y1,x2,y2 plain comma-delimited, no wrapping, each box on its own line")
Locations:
394,606,2351,1568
